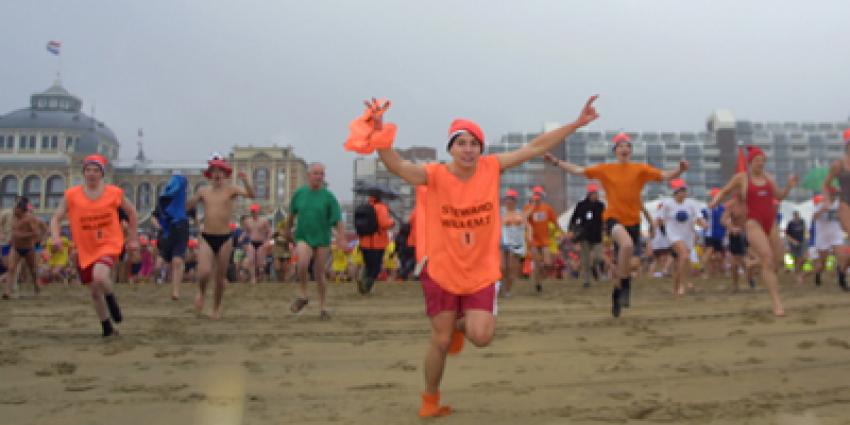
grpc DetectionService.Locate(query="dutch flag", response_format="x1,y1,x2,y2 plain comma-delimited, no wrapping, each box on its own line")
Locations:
46,40,61,55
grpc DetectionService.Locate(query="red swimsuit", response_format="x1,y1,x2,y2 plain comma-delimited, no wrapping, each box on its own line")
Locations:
746,176,775,233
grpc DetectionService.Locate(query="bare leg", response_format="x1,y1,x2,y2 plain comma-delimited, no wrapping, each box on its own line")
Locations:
170,257,185,299
745,220,785,316
211,240,233,319
672,241,689,296
424,311,456,394
294,242,313,301
23,252,38,294
3,251,19,297
195,239,215,313
313,247,330,313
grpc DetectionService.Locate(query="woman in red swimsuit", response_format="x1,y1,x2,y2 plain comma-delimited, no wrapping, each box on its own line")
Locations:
710,146,797,316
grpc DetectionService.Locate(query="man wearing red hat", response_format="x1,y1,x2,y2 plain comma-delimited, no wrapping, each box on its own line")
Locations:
545,132,687,317
659,179,707,296
368,95,599,417
186,154,255,319
244,203,271,285
524,185,558,293
50,154,139,337
567,183,605,288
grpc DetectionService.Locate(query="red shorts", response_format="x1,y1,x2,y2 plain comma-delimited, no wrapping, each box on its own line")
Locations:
76,256,116,284
420,266,498,317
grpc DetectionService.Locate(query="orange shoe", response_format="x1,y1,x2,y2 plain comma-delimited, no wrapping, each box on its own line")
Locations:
447,329,464,355
418,392,452,418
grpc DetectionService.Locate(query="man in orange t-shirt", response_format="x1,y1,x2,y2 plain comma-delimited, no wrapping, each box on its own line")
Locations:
371,95,599,417
524,186,558,293
50,155,139,337
545,132,687,318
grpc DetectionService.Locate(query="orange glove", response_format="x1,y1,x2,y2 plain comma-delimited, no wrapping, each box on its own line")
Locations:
344,98,397,154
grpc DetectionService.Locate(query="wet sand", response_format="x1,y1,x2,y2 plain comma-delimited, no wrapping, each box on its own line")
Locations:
1,274,849,424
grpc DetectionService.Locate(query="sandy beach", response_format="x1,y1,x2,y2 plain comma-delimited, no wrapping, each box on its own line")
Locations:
1,275,849,425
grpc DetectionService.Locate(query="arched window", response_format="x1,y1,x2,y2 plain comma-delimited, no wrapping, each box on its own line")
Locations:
45,175,65,208
0,176,18,208
22,175,42,209
136,182,153,213
119,183,134,203
50,135,58,150
253,167,269,200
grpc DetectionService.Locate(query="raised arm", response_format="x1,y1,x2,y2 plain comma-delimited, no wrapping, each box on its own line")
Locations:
496,95,599,170
543,152,586,176
234,171,255,199
772,173,797,201
823,160,841,196
709,173,745,209
377,148,427,185
186,188,202,212
661,160,689,181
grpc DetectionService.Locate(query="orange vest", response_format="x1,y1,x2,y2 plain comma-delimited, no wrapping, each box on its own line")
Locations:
66,185,125,268
422,155,501,295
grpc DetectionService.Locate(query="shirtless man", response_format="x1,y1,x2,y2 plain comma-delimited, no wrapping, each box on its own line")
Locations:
3,197,44,298
51,154,139,337
244,203,271,284
721,195,753,291
186,154,254,319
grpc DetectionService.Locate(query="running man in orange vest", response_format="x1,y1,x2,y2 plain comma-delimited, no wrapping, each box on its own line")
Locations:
50,155,139,337
370,95,599,417
524,185,558,292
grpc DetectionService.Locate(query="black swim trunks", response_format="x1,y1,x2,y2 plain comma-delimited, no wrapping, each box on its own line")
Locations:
201,233,232,255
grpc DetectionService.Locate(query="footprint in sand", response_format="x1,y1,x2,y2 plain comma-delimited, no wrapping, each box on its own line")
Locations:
35,361,77,377
727,329,747,337
747,338,767,348
796,340,816,350
825,337,850,349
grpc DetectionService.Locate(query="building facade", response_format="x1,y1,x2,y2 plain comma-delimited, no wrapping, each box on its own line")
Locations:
351,146,437,227
0,80,307,226
485,130,568,212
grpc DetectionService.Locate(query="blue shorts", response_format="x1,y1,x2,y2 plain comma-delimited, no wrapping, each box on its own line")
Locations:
1,244,10,257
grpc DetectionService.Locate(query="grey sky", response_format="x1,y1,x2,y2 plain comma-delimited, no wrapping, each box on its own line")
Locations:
2,1,848,201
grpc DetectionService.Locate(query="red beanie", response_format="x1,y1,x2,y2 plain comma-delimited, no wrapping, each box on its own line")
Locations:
746,146,765,163
447,119,485,152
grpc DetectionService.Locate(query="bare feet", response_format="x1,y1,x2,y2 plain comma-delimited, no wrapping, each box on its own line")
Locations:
194,293,204,313
210,308,222,320
773,307,786,317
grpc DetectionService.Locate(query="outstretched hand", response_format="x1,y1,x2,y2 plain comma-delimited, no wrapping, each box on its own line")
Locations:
543,152,560,165
575,95,600,128
363,98,391,131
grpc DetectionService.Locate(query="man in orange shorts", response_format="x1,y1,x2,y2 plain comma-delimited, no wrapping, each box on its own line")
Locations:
369,95,599,417
546,132,687,317
50,155,139,337
524,186,558,292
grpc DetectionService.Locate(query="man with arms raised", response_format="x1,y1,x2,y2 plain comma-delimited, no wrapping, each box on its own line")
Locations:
186,154,254,319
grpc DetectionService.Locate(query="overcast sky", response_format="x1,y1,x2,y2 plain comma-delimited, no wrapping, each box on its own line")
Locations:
2,1,848,200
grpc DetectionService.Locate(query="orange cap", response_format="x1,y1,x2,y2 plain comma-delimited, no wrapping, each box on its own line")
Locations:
586,184,598,193
844,128,850,143
710,187,720,198
612,132,631,144
250,203,260,212
813,194,824,204
505,189,518,198
448,119,485,151
670,179,687,191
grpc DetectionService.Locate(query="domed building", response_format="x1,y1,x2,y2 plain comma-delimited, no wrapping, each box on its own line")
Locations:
0,80,308,225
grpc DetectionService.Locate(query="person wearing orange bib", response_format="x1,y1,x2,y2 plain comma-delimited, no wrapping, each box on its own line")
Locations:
544,132,687,317
524,186,558,293
50,155,139,337
371,96,599,418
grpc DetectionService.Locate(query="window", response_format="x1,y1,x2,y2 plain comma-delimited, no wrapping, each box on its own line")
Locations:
45,175,65,208
19,135,27,149
65,137,74,151
28,135,35,150
253,167,269,199
50,135,58,150
0,176,18,208
48,98,58,108
41,135,50,149
119,183,134,203
0,136,4,150
136,182,152,212
156,182,166,196
22,175,41,209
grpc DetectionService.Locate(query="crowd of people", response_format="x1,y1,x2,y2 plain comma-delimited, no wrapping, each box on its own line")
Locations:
2,97,850,418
